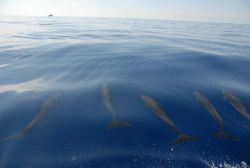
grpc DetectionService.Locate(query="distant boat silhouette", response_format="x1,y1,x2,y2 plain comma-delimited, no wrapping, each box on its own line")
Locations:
48,14,53,17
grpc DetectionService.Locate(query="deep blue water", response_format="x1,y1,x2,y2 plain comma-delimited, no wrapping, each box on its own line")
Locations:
0,16,250,168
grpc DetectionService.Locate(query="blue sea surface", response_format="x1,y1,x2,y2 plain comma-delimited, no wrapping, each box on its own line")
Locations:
0,16,250,168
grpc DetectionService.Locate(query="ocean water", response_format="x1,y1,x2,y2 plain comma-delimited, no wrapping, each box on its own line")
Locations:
0,16,250,168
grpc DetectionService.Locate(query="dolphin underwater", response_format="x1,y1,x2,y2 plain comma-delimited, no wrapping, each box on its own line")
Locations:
141,95,196,144
194,91,239,141
101,85,131,129
0,93,60,142
223,91,250,122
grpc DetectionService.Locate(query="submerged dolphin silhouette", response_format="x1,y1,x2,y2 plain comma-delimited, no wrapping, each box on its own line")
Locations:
101,85,131,129
0,93,60,142
223,91,250,121
141,95,196,144
194,91,239,141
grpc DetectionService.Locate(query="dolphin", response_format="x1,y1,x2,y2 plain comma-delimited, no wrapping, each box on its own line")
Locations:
223,91,250,121
0,93,60,142
101,85,131,129
194,91,239,141
141,95,196,144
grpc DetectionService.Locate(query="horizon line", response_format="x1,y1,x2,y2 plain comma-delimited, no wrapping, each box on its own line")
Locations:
1,14,249,25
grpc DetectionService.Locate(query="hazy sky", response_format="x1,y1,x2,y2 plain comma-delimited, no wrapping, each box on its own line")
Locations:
0,0,249,23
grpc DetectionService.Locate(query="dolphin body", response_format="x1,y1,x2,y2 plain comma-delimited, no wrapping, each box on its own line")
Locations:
0,93,60,142
194,91,239,141
223,91,250,121
141,95,196,144
101,85,131,129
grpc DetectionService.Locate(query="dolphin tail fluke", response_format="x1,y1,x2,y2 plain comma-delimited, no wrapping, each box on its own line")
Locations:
0,133,25,143
174,133,197,145
107,119,132,129
214,131,240,141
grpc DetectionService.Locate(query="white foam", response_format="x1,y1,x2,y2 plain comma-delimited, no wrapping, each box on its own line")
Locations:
0,79,50,93
0,64,9,68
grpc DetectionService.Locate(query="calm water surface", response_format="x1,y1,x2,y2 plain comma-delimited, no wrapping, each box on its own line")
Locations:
0,16,250,167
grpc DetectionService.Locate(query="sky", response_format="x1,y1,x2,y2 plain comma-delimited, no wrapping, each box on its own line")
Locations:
0,0,249,23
